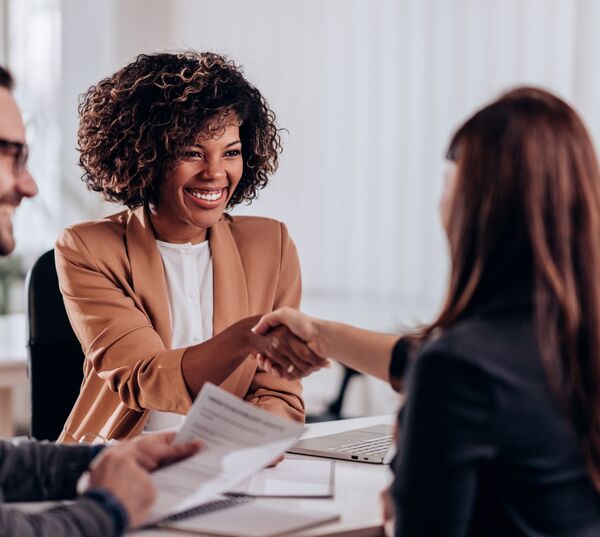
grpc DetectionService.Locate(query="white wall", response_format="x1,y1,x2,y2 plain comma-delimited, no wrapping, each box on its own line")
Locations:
5,0,600,324
5,0,600,416
0,0,6,62
49,0,600,329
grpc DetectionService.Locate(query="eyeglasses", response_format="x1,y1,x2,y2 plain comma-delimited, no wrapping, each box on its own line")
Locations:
0,138,29,173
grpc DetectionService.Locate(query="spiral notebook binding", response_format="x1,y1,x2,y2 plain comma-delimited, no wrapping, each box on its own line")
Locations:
163,496,253,522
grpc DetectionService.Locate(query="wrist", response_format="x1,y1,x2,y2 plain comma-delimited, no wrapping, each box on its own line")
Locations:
237,315,261,357
316,319,333,358
84,487,129,536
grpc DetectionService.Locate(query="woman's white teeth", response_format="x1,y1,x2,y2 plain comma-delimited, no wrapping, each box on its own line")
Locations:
190,189,223,201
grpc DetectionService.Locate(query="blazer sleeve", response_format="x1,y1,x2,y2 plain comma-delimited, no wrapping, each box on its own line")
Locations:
392,348,496,536
55,228,192,414
388,337,411,392
244,223,305,422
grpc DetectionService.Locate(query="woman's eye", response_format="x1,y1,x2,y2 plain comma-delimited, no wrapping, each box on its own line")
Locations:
224,149,241,158
183,150,203,159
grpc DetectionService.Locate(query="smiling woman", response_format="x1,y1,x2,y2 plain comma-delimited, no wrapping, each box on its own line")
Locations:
151,122,244,243
54,51,325,443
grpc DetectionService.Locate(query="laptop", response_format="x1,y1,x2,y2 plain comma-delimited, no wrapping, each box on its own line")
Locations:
287,424,394,464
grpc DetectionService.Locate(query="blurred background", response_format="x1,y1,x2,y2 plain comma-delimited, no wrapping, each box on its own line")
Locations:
2,0,600,432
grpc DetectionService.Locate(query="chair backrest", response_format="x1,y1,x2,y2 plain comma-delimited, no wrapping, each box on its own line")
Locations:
26,249,84,441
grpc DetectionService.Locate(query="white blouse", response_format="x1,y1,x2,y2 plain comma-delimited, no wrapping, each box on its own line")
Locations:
144,239,214,432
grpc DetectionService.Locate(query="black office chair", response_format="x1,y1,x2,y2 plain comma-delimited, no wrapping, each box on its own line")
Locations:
306,366,363,423
26,249,84,441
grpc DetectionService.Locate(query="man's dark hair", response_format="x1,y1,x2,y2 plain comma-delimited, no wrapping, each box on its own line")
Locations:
0,66,14,90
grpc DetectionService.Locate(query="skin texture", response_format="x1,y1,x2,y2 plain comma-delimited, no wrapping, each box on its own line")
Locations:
86,432,201,528
252,307,397,382
0,88,37,254
150,122,244,244
181,315,329,397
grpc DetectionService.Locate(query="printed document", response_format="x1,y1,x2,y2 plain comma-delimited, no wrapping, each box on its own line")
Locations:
147,383,305,523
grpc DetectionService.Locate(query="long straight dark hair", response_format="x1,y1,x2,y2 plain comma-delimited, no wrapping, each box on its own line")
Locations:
423,87,600,490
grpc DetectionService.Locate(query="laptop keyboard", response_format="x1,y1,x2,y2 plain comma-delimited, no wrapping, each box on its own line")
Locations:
327,435,393,456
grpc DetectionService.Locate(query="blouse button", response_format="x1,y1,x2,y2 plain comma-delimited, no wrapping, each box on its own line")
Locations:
189,292,196,299
193,335,200,342
185,249,192,255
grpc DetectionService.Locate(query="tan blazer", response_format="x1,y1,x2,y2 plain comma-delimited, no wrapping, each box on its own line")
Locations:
55,207,304,443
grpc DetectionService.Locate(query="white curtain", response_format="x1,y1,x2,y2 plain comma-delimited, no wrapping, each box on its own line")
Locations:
164,0,599,328
3,0,61,262
6,0,600,329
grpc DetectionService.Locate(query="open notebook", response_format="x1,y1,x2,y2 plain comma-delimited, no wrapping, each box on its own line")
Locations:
138,383,339,535
226,459,335,498
160,495,340,537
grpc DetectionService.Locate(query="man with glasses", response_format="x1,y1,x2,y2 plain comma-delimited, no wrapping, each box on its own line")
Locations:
0,65,201,536
0,66,36,255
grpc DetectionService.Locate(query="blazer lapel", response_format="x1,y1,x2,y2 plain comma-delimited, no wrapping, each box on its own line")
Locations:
125,211,252,393
125,207,173,347
210,217,254,394
210,216,250,335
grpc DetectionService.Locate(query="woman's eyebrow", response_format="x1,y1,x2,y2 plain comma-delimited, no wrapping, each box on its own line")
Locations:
191,140,242,149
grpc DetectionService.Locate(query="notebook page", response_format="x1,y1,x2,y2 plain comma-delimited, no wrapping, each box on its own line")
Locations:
227,459,334,497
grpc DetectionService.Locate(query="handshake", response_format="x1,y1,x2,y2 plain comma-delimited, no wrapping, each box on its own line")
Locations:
249,308,331,380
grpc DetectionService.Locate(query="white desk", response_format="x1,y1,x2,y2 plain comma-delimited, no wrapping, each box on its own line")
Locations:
0,314,27,437
139,414,395,537
10,415,395,536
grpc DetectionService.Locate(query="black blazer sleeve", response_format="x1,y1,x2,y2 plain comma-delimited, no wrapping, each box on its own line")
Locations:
392,347,497,537
389,337,411,391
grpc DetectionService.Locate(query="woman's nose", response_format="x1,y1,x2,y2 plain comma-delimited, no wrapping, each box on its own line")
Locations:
202,159,226,181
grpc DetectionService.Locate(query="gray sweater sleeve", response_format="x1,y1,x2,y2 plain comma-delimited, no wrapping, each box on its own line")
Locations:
0,438,117,537
0,437,97,501
0,498,115,537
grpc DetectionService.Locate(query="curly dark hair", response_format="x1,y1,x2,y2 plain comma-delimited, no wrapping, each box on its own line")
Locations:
77,51,282,209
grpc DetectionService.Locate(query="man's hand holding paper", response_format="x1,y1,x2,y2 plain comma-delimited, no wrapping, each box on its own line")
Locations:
146,383,305,524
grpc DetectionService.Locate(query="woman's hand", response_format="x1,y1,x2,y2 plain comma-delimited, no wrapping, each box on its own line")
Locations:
252,308,400,383
252,308,331,379
249,321,330,380
182,314,328,396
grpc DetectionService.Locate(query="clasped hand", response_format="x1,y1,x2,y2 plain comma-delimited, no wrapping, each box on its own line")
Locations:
250,307,331,379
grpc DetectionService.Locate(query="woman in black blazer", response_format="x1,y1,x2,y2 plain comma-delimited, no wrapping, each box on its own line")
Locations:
253,87,600,536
